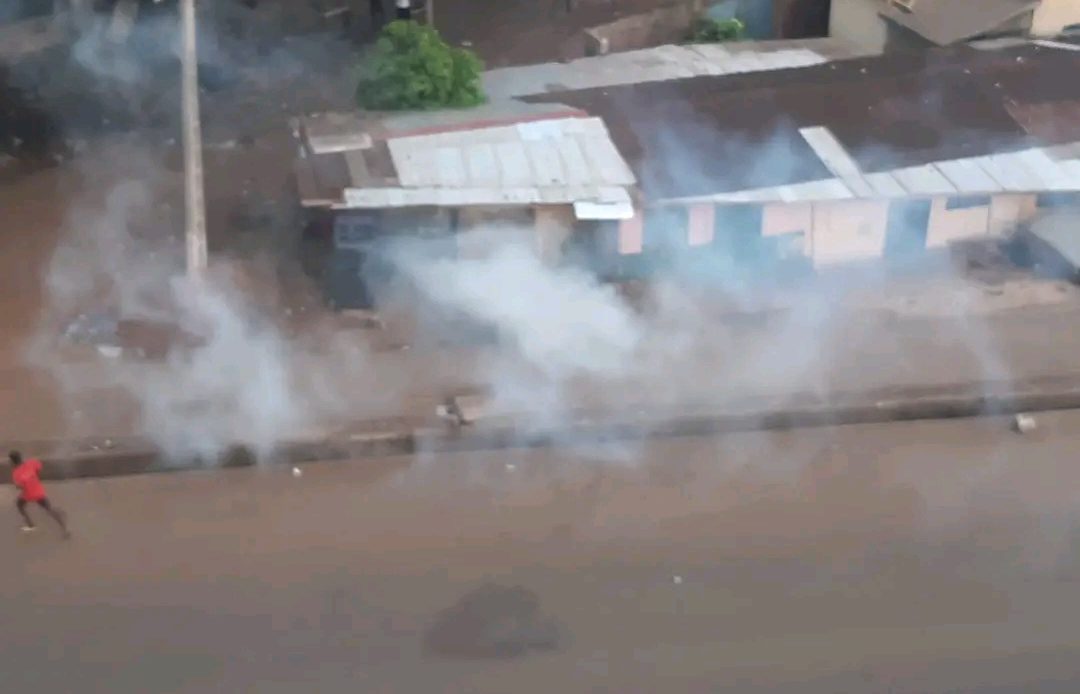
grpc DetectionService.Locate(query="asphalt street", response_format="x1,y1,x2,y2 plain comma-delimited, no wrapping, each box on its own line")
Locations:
5,412,1080,693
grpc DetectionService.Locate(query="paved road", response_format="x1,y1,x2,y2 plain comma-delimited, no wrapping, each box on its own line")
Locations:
5,412,1080,692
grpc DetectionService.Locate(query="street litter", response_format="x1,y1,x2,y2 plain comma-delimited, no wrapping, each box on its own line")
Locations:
1014,414,1037,434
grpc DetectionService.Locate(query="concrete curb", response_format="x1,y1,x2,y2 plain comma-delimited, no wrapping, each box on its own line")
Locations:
26,375,1080,482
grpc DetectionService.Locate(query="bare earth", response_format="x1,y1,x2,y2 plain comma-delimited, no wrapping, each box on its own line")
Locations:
4,411,1080,692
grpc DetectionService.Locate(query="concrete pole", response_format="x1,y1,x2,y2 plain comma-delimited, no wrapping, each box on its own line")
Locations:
180,0,208,277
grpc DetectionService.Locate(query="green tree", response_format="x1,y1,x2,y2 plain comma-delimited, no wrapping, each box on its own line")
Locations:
686,17,745,44
357,20,485,111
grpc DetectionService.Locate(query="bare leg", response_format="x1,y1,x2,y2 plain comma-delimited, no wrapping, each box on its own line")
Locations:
38,499,69,538
16,499,34,529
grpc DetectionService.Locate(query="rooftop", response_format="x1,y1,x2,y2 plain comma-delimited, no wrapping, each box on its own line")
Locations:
879,0,1039,47
482,38,868,100
295,101,636,216
523,41,1080,201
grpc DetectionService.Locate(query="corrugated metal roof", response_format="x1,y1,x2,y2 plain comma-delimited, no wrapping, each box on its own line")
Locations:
1007,99,1080,145
386,116,634,192
526,42,1080,200
299,102,637,211
657,139,1080,205
483,38,864,100
340,185,632,209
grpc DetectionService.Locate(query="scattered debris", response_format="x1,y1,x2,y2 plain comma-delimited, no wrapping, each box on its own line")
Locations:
1014,413,1037,434
207,139,239,151
96,345,123,359
436,401,464,428
672,575,683,585
291,466,303,477
445,394,489,426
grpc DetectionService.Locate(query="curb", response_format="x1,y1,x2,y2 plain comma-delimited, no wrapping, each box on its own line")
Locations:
27,375,1080,482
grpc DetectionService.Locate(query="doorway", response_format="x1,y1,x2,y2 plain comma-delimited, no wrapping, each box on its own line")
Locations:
884,199,931,261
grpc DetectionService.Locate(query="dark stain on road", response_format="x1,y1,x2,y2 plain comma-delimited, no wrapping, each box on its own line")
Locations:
424,583,563,660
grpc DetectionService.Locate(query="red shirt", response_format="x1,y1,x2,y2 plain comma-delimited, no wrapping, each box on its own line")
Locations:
12,459,46,502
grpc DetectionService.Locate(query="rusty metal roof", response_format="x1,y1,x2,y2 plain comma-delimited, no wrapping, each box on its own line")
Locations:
482,38,865,100
1007,99,1080,145
524,42,1080,200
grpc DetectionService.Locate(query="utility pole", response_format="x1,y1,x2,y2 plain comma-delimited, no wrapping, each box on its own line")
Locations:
180,0,208,278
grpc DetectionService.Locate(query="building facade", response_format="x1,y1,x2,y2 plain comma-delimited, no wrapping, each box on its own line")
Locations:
294,40,1080,305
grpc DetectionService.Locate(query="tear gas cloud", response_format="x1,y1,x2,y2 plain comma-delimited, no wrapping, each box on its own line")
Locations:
30,141,409,462
33,147,1030,464
22,12,1056,466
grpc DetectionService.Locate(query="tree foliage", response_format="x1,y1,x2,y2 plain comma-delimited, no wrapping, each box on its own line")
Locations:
356,20,485,111
686,17,745,44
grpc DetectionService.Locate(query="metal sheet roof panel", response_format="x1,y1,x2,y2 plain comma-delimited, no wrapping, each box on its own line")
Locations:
525,141,566,186
434,147,468,188
863,172,908,197
494,141,533,186
934,158,1003,193
985,153,1042,191
482,40,850,99
993,150,1058,190
1013,149,1076,190
555,138,592,186
891,165,957,195
1058,159,1080,184
342,185,630,208
463,144,501,187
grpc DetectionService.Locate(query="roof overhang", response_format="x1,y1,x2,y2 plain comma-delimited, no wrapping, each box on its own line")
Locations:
337,185,633,213
879,0,1039,46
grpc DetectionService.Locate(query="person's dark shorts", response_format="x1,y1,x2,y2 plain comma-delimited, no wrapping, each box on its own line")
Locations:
16,497,51,510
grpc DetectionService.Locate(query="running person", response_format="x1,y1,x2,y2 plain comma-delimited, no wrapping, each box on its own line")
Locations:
9,451,69,537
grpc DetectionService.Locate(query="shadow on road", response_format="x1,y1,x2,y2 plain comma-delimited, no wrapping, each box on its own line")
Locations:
424,583,563,659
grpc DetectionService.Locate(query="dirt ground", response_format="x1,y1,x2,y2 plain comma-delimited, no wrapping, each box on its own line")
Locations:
0,0,671,440
4,4,1080,451
432,0,673,66
7,133,1080,447
4,412,1080,692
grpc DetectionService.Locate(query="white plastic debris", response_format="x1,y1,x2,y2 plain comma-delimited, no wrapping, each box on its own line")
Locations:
96,345,123,359
1014,414,1037,434
291,466,303,478
672,575,683,585
506,464,516,471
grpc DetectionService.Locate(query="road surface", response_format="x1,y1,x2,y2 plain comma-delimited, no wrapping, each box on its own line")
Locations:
4,413,1080,692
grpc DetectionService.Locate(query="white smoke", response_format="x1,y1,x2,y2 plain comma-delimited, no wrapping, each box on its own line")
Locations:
125,273,300,462
27,139,389,463
403,234,641,378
